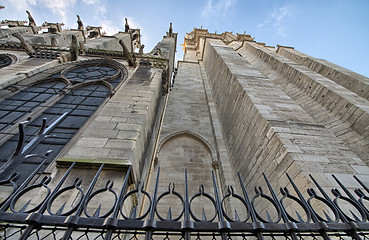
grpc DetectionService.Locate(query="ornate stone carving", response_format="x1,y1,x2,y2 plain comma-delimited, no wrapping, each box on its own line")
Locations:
1,20,27,27
86,26,102,38
119,39,135,67
12,33,35,56
26,10,36,27
77,15,84,30
124,18,129,32
42,22,64,33
139,44,145,55
69,35,79,61
169,22,173,34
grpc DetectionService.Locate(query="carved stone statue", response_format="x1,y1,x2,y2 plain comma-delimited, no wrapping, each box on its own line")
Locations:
12,33,35,57
42,22,64,33
51,37,57,47
153,48,162,57
139,44,145,55
86,26,101,38
26,10,36,26
1,20,27,27
69,35,79,61
77,15,84,30
125,18,129,32
26,10,38,34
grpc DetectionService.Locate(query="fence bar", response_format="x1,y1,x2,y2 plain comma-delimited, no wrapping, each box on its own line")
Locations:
310,174,362,240
104,166,132,240
212,171,229,240
62,163,104,240
1,167,369,239
237,172,265,240
0,151,52,212
262,173,298,240
182,169,192,240
18,161,76,240
144,167,160,240
286,173,331,240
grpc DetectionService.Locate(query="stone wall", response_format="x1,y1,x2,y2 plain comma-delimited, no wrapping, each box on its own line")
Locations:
61,65,164,180
240,42,369,144
277,47,369,100
84,34,131,52
154,62,217,194
202,38,369,215
146,60,239,219
238,41,369,165
0,50,59,89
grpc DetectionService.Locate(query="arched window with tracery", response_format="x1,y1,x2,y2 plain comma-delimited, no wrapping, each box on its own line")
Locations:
0,59,127,183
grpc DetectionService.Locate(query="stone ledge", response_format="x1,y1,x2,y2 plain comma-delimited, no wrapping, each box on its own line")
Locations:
56,157,131,170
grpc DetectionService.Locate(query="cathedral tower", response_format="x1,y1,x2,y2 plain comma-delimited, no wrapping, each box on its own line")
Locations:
0,12,369,239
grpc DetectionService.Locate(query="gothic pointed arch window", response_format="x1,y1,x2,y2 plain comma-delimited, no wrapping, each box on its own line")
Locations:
0,59,127,183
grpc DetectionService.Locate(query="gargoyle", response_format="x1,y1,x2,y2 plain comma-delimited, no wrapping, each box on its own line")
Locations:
119,39,135,67
12,33,35,57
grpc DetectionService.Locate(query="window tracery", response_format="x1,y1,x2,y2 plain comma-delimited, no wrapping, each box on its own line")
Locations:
0,59,127,182
0,53,17,68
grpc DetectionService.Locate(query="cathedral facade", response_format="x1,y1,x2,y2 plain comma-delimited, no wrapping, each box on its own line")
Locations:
0,12,369,239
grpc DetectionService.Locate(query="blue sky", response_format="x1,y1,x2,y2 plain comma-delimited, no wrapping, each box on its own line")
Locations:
1,0,368,77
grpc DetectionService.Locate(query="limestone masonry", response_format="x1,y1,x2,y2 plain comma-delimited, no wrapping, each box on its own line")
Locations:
0,12,369,226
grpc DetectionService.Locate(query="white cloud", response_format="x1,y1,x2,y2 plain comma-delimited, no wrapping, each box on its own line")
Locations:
99,16,142,36
2,0,143,41
257,6,291,37
272,7,289,23
28,0,37,5
82,0,98,4
4,0,35,14
82,0,106,15
202,0,237,19
39,0,76,25
100,20,120,35
123,17,142,30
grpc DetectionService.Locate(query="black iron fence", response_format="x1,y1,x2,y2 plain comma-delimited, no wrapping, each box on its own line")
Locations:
1,119,369,240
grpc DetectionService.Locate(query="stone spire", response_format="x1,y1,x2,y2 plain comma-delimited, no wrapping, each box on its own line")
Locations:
169,22,173,34
125,18,129,32
167,22,176,38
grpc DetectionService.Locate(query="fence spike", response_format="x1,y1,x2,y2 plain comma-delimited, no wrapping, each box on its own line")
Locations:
93,204,102,218
56,202,66,215
202,208,207,221
234,209,240,222
167,206,172,221
19,199,31,213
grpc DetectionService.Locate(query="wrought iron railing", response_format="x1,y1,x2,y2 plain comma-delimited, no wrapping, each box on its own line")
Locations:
1,119,369,240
